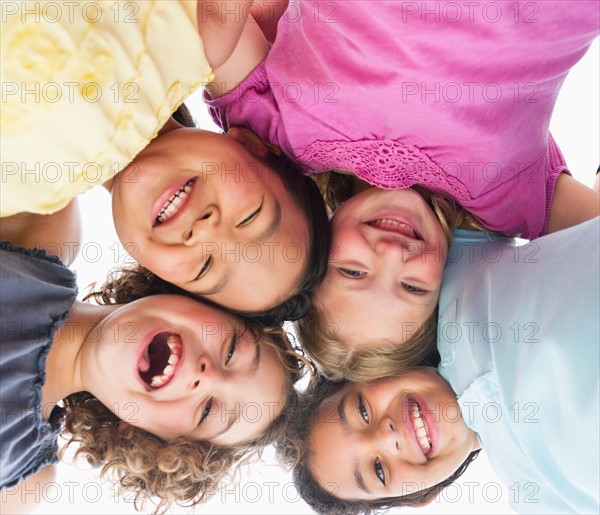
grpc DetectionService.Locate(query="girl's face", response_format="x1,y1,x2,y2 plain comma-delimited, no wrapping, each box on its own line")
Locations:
315,188,447,348
111,128,309,313
308,369,479,500
81,295,287,446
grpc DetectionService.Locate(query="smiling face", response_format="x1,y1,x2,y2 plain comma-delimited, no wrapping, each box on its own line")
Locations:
80,295,287,446
314,188,448,349
308,369,478,501
111,128,309,313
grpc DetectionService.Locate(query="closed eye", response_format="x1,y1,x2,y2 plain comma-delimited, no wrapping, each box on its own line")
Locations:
402,282,426,294
237,201,263,227
198,398,213,426
338,268,367,279
195,256,212,281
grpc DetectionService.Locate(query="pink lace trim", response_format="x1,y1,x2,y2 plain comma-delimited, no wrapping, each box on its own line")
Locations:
299,139,469,201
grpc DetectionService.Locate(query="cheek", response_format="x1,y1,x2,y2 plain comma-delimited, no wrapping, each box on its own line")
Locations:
332,223,362,255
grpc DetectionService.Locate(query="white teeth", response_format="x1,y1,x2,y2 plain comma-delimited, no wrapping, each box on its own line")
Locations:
409,401,432,455
156,179,195,224
370,218,417,238
147,334,183,389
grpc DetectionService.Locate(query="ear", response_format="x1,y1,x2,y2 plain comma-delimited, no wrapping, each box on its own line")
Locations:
227,126,282,158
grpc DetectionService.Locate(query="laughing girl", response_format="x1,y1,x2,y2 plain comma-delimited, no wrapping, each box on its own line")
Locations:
0,207,304,511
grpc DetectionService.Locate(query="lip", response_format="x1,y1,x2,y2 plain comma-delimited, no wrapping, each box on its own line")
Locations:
134,328,185,391
364,214,423,242
402,394,437,460
151,177,196,227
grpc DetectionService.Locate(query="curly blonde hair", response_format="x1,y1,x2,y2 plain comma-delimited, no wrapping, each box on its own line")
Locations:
57,265,306,513
300,172,486,382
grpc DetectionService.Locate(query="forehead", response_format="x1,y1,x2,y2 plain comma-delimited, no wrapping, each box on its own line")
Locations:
316,283,431,348
308,390,367,499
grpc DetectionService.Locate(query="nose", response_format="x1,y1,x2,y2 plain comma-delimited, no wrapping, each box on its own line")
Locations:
183,204,220,246
373,237,424,262
377,415,400,455
189,353,222,391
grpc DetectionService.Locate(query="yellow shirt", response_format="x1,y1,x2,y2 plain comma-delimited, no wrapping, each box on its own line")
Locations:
1,0,212,216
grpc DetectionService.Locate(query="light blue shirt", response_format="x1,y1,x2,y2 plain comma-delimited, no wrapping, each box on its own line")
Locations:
438,218,600,514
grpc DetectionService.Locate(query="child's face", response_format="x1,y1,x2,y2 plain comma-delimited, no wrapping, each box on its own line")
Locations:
315,188,447,347
111,128,309,313
308,369,478,501
82,295,288,446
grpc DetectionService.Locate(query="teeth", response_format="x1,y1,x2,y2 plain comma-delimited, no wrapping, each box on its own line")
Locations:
156,179,194,224
370,218,417,239
148,334,183,389
409,401,432,455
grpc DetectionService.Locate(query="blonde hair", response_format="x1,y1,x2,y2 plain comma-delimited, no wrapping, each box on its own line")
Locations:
301,172,485,382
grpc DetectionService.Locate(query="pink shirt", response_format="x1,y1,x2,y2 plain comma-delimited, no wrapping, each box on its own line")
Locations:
206,0,599,238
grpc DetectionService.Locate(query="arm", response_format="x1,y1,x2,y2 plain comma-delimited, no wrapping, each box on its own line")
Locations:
0,199,81,266
197,0,269,98
547,173,600,233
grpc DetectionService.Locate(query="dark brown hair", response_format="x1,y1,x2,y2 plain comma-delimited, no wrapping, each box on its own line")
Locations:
277,376,480,515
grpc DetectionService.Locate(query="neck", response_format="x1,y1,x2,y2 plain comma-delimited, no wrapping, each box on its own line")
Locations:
41,301,117,420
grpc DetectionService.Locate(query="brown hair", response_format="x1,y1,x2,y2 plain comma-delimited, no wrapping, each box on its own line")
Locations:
276,376,480,515
296,308,440,382
59,265,307,512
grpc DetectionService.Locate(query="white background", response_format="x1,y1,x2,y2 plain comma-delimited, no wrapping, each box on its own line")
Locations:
7,39,598,515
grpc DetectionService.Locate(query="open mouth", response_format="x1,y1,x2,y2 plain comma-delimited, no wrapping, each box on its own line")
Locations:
367,218,421,240
154,178,195,226
138,332,182,389
408,397,432,457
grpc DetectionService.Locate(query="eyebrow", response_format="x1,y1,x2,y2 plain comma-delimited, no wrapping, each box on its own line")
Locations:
195,273,228,296
207,411,237,442
250,342,261,372
337,393,350,431
355,466,371,495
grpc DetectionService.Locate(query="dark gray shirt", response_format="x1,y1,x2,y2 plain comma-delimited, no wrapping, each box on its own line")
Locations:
0,242,78,489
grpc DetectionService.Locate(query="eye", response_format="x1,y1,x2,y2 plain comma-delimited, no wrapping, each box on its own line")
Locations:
237,202,263,227
402,282,426,294
198,398,213,425
225,335,238,365
374,458,386,486
358,395,369,423
338,268,366,279
195,256,212,281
